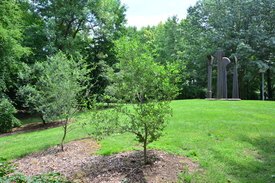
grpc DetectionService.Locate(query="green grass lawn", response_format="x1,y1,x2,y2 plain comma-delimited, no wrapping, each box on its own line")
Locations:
1,100,274,182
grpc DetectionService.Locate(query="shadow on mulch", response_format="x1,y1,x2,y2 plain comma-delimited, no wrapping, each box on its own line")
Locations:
77,150,198,183
0,121,65,138
81,151,150,183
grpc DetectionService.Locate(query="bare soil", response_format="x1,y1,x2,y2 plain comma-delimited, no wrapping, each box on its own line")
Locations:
14,139,200,183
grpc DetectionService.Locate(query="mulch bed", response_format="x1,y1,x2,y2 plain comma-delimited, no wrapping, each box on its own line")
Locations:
0,121,66,137
14,139,200,183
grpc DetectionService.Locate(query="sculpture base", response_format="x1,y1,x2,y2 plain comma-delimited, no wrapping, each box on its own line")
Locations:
205,98,241,101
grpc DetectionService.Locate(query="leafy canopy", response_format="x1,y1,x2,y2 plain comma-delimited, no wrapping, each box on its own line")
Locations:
18,52,88,122
102,34,180,164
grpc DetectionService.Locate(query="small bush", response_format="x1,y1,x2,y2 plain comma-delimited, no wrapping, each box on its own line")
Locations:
0,99,21,133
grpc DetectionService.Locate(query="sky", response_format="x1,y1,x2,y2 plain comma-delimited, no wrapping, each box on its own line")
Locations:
120,0,198,28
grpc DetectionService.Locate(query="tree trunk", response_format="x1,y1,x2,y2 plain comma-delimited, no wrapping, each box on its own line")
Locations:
143,124,148,165
60,118,68,151
267,69,273,100
40,115,46,125
260,73,263,100
261,72,265,100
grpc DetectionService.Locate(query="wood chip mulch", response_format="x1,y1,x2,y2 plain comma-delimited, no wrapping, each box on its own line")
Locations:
0,121,66,137
14,139,200,183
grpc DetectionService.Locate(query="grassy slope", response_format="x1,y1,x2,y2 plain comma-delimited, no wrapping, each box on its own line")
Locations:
0,112,93,159
1,100,274,182
99,100,275,183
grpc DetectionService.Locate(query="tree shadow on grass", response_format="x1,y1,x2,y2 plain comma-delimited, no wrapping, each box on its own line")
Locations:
211,135,274,183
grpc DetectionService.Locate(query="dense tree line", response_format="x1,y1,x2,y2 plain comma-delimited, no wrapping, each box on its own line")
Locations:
0,0,274,130
147,0,274,100
0,0,126,132
1,0,126,107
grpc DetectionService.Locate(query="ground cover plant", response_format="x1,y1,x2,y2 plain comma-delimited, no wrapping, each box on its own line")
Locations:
0,100,274,182
0,157,68,182
0,158,68,183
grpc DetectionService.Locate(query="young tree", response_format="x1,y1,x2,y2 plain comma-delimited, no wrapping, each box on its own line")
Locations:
19,52,88,150
104,35,180,164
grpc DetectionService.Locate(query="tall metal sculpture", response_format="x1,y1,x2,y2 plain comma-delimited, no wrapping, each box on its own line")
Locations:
207,50,240,99
259,68,268,100
232,56,239,98
215,50,231,99
215,50,224,98
207,55,214,98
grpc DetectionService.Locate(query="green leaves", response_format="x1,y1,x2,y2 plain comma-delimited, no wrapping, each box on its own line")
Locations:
0,0,30,93
182,0,275,99
0,98,21,133
0,157,15,178
110,35,180,103
101,32,180,163
0,158,68,183
18,52,88,122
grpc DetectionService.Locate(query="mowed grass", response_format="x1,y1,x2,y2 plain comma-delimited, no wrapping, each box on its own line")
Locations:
95,100,275,183
0,100,274,182
0,111,95,160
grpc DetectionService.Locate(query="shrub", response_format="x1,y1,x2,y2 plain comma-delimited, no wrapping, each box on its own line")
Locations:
0,98,21,133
